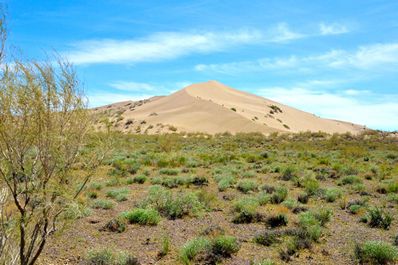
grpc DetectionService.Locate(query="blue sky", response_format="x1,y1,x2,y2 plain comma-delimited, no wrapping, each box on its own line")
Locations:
7,0,398,130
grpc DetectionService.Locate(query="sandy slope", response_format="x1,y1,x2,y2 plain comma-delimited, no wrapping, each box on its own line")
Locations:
94,81,365,134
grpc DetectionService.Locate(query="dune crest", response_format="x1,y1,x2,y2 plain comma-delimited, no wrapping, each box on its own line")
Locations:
94,81,365,134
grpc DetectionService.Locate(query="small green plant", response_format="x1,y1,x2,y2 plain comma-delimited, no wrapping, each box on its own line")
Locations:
92,199,115,210
324,188,342,202
85,248,139,265
355,241,398,265
236,179,258,193
133,175,147,184
266,214,288,228
106,188,129,202
211,235,240,257
102,217,127,233
348,204,362,214
340,175,362,185
281,166,296,181
254,230,281,246
180,237,211,265
366,207,393,230
271,186,288,204
158,234,171,259
298,192,309,204
217,176,235,191
232,197,260,223
303,176,320,195
159,168,179,176
121,208,161,225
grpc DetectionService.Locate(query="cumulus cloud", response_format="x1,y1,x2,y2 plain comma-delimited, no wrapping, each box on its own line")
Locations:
257,87,398,130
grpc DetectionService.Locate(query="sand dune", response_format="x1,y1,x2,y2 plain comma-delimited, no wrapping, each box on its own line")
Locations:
94,81,365,134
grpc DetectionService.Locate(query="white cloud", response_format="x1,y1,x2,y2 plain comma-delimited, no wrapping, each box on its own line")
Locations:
257,87,398,130
319,22,349,35
195,42,398,74
66,30,264,65
267,23,304,43
109,81,155,91
64,24,309,65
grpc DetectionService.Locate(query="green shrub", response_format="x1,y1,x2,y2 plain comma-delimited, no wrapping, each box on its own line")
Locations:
106,188,129,202
282,198,298,209
348,204,362,214
254,230,281,246
211,235,240,257
159,168,179,176
180,237,211,265
140,186,204,219
324,188,342,202
102,217,127,233
257,192,271,206
132,175,147,184
92,199,114,210
303,176,320,195
271,186,288,204
217,176,235,191
355,241,398,265
236,179,258,193
121,208,161,225
281,166,296,181
158,235,170,259
297,192,309,204
266,214,288,228
298,212,322,241
340,175,362,185
232,197,260,223
85,248,139,265
366,207,393,230
314,208,333,226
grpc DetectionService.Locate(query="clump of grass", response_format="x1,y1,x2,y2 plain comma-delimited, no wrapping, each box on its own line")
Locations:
180,237,211,265
339,175,362,185
364,207,393,230
102,217,127,233
121,208,161,226
217,176,235,191
85,248,140,265
236,179,258,193
92,199,114,210
266,214,288,228
271,186,288,204
212,235,240,257
257,192,271,206
157,234,171,259
297,192,309,204
159,168,179,176
348,204,363,214
232,197,260,223
324,187,342,202
140,185,204,219
106,188,129,202
303,176,320,196
281,166,296,181
254,230,281,246
180,235,240,265
132,175,147,184
355,241,398,265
